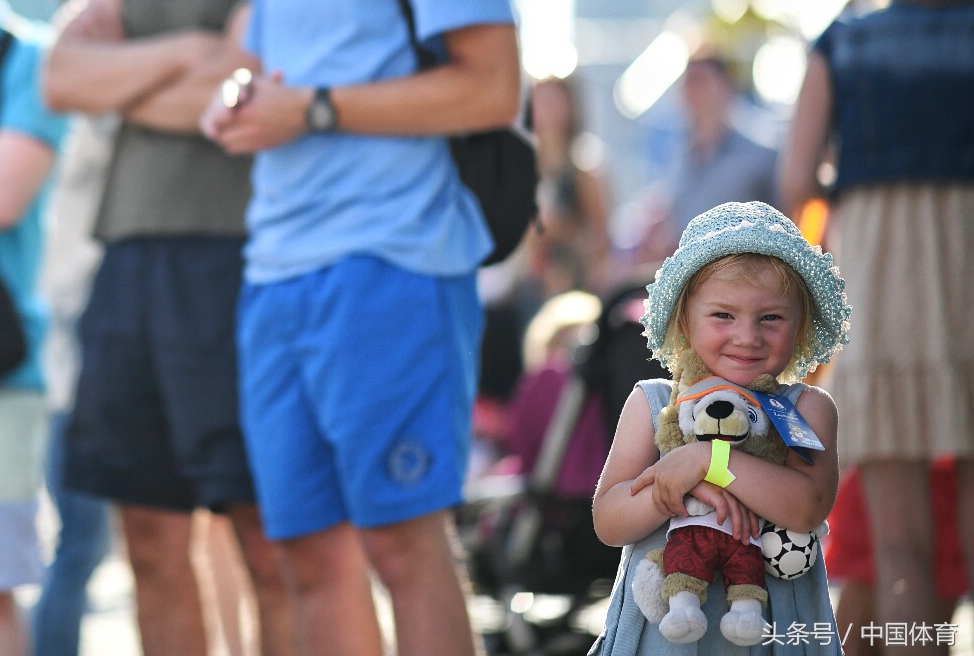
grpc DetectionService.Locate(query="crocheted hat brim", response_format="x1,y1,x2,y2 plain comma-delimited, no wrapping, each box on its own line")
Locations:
641,202,851,378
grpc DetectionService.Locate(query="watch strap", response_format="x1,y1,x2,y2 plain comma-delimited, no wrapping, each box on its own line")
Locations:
306,87,337,132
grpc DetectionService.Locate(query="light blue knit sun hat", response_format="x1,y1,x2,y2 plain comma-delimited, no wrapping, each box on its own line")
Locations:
641,201,851,378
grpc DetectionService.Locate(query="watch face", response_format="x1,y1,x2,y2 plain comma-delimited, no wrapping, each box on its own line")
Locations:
309,93,335,132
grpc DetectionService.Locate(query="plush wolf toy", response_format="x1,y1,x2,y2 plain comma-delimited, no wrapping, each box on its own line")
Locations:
631,349,798,647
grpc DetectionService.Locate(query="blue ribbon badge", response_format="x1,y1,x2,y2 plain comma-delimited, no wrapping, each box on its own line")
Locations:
751,391,825,464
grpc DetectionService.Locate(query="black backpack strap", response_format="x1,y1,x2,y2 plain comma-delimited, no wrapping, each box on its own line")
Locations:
394,0,438,70
0,28,13,112
0,29,13,69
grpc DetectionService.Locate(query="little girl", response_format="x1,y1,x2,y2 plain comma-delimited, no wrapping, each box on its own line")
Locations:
590,201,851,655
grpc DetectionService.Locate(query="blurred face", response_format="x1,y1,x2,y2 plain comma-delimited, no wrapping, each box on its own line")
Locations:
531,80,573,136
680,60,732,126
685,263,801,386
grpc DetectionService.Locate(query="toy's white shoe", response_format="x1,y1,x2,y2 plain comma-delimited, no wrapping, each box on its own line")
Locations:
720,599,765,646
659,591,707,644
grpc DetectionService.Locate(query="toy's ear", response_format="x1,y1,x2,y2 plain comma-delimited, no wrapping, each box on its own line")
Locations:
674,349,711,393
669,353,688,401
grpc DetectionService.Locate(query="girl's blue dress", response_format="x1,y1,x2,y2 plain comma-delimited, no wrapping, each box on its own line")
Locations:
589,380,843,656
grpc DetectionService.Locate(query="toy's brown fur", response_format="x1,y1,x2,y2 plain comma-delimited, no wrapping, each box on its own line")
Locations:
654,350,788,465
653,349,789,609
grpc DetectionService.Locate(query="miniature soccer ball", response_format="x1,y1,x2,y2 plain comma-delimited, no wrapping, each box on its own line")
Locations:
761,523,818,580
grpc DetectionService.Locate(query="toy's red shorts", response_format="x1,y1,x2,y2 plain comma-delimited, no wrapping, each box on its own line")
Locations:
825,459,969,601
664,524,766,589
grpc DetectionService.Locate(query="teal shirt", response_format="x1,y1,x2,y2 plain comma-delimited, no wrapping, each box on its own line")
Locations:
589,379,842,656
0,26,70,390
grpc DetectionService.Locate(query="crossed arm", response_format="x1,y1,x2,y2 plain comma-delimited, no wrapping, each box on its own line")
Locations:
44,0,257,134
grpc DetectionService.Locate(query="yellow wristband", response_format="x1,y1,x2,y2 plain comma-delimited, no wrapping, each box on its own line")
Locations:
704,440,736,488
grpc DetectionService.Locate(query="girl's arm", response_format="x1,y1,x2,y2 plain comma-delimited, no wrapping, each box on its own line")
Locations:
732,385,839,532
593,387,668,547
593,387,757,547
636,385,839,534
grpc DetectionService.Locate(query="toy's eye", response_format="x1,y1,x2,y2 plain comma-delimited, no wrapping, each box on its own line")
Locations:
748,408,758,424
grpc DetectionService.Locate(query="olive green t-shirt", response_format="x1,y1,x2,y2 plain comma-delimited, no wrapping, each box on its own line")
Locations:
94,0,251,241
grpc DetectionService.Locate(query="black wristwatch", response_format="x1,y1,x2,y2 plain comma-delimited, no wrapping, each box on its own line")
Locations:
306,87,337,133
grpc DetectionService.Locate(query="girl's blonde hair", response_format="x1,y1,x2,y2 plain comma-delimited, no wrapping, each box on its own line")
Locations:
660,253,816,383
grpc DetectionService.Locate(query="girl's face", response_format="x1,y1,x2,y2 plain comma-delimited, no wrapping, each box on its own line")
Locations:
684,263,801,386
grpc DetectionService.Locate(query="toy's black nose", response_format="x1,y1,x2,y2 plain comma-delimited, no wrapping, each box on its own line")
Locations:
706,400,734,420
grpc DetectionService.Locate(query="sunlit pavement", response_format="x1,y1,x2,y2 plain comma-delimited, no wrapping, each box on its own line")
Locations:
18,493,974,656
15,556,973,656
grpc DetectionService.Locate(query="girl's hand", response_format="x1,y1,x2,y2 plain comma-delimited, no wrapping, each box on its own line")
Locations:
631,464,759,544
630,441,709,517
687,482,761,545
628,464,655,498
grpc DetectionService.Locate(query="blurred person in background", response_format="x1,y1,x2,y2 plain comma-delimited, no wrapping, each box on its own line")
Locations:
821,458,968,656
0,2,69,654
780,2,974,654
199,0,521,653
33,116,261,656
31,114,114,656
656,45,779,252
42,1,292,655
31,114,257,656
474,75,613,483
526,76,614,302
499,290,608,499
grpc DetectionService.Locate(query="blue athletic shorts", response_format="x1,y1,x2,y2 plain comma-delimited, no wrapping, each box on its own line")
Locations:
64,238,257,511
238,256,483,539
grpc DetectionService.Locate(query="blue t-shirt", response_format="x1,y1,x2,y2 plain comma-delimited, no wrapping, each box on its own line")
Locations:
242,0,514,283
0,27,69,391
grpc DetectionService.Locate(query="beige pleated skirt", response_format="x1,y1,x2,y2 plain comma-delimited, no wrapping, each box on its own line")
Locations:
825,183,974,465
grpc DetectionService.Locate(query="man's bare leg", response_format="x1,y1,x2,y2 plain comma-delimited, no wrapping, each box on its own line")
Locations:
0,593,28,656
363,510,478,656
227,504,295,656
191,510,261,656
276,521,383,656
120,505,207,656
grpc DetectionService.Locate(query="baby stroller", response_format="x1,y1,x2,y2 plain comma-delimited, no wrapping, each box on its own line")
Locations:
460,283,669,655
